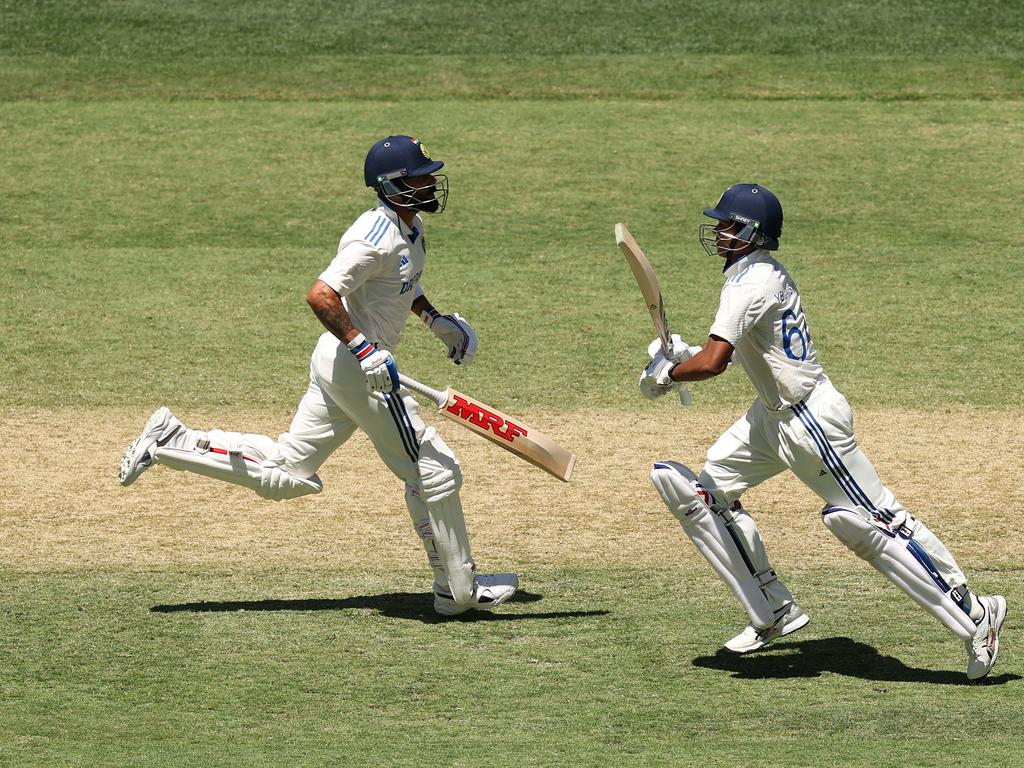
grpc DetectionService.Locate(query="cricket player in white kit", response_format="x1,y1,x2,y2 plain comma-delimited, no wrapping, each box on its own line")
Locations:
119,135,518,616
640,183,1006,679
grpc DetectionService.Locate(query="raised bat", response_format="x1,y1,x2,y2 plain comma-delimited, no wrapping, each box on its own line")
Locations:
615,223,693,406
399,374,576,482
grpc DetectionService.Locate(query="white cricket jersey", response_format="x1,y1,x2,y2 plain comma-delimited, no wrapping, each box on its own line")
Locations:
317,200,426,351
708,250,823,410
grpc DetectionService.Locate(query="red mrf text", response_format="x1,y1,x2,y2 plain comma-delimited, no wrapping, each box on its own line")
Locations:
446,395,528,443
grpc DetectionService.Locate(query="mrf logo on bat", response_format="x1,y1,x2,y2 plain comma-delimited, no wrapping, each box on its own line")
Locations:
446,395,528,443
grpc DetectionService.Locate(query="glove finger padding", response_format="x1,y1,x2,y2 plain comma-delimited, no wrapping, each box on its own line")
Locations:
639,353,677,400
430,312,478,366
648,334,699,363
362,349,399,393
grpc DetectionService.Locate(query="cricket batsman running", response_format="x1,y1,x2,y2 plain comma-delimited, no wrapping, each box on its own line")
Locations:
119,135,518,616
639,183,1006,679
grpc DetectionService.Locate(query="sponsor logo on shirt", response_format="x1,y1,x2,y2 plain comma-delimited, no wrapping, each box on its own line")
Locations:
400,271,422,294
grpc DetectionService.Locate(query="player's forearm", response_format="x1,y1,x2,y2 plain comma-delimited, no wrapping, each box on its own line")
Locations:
306,280,360,344
410,294,434,318
669,349,729,382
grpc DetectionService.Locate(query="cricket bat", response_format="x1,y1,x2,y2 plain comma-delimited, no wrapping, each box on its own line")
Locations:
615,223,693,406
399,374,576,482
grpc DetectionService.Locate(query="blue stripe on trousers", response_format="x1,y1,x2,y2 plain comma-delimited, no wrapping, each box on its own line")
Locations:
384,393,418,462
392,391,419,457
792,401,877,512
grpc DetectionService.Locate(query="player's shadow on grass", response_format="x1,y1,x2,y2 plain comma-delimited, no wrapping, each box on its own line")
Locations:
151,590,607,624
693,637,1019,686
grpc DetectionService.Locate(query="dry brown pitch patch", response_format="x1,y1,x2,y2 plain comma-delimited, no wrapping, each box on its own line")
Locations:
2,407,1021,571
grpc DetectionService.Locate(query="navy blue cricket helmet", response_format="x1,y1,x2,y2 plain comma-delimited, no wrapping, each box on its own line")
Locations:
364,135,444,187
699,184,783,256
363,135,449,214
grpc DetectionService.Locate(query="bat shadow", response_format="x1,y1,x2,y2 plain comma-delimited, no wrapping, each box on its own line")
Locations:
150,589,609,624
692,636,1020,686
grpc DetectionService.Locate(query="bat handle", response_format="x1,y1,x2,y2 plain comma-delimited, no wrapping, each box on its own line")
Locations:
398,374,448,409
679,385,693,406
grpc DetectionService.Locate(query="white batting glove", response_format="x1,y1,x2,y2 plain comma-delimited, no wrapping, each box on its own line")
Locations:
423,309,478,366
648,334,701,363
638,352,677,400
347,334,399,393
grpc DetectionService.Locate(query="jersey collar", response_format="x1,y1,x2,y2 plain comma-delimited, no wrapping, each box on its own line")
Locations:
722,249,770,279
376,198,421,241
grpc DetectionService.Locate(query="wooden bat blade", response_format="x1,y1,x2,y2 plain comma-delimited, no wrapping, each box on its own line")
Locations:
615,223,694,407
615,223,670,348
439,388,576,482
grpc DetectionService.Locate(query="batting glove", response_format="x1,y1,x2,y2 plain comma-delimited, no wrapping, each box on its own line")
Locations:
348,334,399,393
423,309,478,366
648,334,701,363
638,353,677,400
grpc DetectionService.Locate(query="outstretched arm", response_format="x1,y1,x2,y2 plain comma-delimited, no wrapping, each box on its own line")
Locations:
669,335,734,382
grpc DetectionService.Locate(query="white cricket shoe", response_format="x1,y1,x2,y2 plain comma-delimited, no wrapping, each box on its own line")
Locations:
433,573,519,617
966,595,1007,680
724,603,810,654
118,406,183,486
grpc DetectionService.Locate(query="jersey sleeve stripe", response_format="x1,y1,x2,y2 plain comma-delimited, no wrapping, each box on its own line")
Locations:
370,219,391,246
364,217,388,243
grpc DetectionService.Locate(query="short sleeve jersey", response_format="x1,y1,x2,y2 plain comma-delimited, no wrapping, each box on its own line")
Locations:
708,250,823,410
317,201,426,351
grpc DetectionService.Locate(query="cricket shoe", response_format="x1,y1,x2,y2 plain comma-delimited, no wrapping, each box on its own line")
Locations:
118,406,184,486
723,603,810,654
433,573,519,617
965,594,1007,680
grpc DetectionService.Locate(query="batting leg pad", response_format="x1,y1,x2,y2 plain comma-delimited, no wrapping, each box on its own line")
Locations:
821,505,976,640
406,484,453,592
417,429,475,603
651,461,784,629
154,430,323,501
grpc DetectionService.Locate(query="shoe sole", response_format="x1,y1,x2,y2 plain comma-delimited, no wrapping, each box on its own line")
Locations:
724,611,811,654
434,587,517,617
118,407,171,486
972,597,1007,680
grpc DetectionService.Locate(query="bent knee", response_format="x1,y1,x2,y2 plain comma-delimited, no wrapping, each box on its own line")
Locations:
821,505,887,561
651,461,711,523
257,464,324,501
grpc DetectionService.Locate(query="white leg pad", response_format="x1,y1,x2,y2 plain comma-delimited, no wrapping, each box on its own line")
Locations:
822,505,976,640
417,428,475,604
651,461,777,628
728,506,797,612
154,430,322,501
405,484,452,592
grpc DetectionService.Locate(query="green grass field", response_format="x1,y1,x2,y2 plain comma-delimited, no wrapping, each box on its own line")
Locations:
2,2,1023,766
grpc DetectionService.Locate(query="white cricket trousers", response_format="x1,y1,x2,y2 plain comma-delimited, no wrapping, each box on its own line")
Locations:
699,377,967,588
275,332,426,484
166,332,428,483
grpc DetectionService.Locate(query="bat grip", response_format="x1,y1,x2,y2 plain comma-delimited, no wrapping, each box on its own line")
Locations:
679,385,693,406
398,374,448,409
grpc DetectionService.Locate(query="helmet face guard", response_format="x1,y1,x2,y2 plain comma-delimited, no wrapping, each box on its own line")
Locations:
376,170,449,214
698,216,769,258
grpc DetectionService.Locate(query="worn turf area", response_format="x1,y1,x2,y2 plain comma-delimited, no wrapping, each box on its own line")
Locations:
3,408,1021,570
